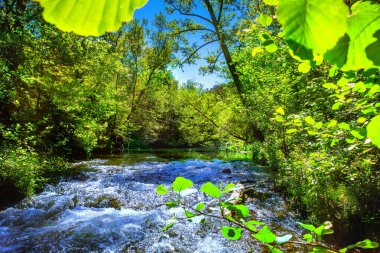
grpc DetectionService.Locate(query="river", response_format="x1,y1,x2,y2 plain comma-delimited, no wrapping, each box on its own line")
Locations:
0,150,307,252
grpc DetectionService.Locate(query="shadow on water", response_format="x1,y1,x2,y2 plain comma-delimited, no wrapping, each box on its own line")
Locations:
95,148,252,165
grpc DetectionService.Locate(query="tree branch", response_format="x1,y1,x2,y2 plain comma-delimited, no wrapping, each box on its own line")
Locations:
171,27,216,36
169,2,213,24
180,39,219,66
186,100,249,142
217,0,224,24
209,51,223,71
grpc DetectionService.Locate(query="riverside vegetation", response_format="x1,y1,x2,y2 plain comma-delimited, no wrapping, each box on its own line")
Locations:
0,0,380,251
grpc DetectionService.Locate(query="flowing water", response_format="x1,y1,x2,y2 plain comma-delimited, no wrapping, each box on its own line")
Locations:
0,150,307,252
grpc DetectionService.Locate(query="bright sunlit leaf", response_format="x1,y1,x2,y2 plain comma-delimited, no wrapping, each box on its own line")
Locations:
278,0,349,59
367,115,380,148
38,0,149,36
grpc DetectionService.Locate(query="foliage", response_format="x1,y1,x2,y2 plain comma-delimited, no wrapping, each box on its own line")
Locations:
156,177,379,252
37,0,149,36
2,0,380,245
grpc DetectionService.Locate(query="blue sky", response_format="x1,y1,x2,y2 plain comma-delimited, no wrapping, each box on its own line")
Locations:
134,0,225,89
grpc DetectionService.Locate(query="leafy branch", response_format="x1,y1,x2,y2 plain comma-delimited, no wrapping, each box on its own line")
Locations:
156,177,379,253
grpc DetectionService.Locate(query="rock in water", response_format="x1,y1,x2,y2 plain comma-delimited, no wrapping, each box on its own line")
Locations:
222,168,232,174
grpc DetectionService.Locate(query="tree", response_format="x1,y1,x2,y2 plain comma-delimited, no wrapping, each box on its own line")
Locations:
162,0,265,141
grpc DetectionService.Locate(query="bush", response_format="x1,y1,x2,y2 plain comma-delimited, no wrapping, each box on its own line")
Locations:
0,145,71,203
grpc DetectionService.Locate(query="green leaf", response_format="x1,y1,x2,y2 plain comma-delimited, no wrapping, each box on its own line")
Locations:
253,225,277,243
263,0,278,6
338,122,351,131
229,204,249,218
327,120,337,128
172,177,193,192
323,83,338,90
162,222,175,232
305,116,315,126
277,0,349,57
328,66,339,77
315,122,323,130
275,115,285,122
297,222,315,232
367,115,380,148
221,226,243,240
357,117,367,124
185,210,195,218
303,233,313,242
314,225,333,237
264,40,278,53
286,39,314,61
200,182,222,198
368,84,380,97
343,2,380,70
38,0,149,36
325,34,350,68
366,30,380,66
156,184,168,195
195,202,205,211
165,202,178,208
252,47,265,57
286,129,297,134
258,14,273,26
244,220,260,232
349,239,379,249
275,234,292,244
332,102,343,110
331,138,339,147
353,82,367,93
350,129,366,140
298,61,311,73
248,220,266,226
224,183,236,193
276,107,285,115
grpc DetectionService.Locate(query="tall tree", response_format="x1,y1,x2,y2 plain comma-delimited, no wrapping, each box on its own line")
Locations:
163,0,265,141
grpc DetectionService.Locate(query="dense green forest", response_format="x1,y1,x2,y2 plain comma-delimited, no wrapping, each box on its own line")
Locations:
1,0,380,249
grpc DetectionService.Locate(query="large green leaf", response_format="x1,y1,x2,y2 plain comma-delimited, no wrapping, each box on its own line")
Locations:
200,182,222,198
347,239,379,249
172,177,193,192
325,34,350,68
227,204,249,218
342,1,380,70
38,0,149,36
277,0,349,58
263,0,278,6
367,115,380,148
156,184,168,195
258,14,273,27
253,225,277,243
297,222,315,232
221,226,242,240
366,29,380,66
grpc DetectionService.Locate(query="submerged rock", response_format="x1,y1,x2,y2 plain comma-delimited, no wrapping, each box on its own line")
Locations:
221,168,232,174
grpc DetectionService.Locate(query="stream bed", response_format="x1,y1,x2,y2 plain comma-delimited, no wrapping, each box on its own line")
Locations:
0,150,308,252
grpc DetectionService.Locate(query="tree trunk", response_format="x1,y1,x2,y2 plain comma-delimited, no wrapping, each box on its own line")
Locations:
203,0,265,142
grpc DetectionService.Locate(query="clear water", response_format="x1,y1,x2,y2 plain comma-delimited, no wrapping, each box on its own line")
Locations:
0,151,307,252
